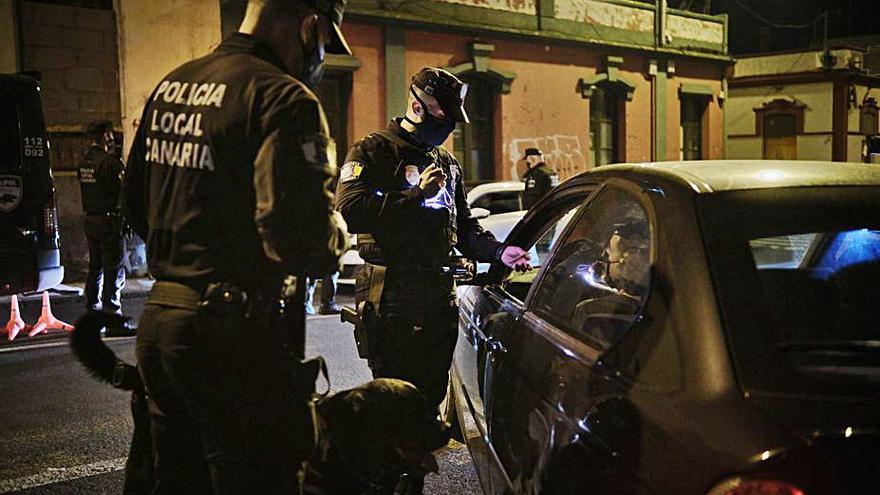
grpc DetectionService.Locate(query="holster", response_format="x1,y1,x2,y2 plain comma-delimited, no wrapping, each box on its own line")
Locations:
342,263,387,367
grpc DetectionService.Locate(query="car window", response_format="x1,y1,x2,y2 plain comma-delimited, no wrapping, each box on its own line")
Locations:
472,190,522,215
531,187,651,352
749,233,816,268
1,100,20,169
698,187,880,397
501,205,580,302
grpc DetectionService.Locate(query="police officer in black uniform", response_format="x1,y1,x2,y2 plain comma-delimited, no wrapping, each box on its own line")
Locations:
121,0,349,493
78,120,129,326
521,147,559,210
336,66,531,428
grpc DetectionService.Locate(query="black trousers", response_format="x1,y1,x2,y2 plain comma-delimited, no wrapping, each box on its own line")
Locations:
84,214,125,314
356,265,457,413
136,295,314,495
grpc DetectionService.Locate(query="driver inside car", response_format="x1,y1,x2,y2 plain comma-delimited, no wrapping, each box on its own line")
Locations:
572,218,650,342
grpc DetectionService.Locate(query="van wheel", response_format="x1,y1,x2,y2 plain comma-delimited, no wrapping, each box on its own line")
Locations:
439,377,464,442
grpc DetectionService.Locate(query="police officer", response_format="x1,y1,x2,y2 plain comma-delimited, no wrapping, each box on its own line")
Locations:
78,120,131,331
336,67,530,472
121,0,349,493
521,147,559,209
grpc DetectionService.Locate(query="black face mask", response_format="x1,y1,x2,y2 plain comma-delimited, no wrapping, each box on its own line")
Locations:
300,24,324,89
404,89,456,146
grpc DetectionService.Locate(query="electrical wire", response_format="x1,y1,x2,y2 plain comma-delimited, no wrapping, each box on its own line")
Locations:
729,0,823,29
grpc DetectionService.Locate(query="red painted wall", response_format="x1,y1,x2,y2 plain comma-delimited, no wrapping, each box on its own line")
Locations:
343,21,726,180
344,22,385,146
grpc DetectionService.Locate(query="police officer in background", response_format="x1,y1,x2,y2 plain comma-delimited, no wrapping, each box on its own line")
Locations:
122,0,349,492
336,68,530,491
78,120,131,332
521,147,559,209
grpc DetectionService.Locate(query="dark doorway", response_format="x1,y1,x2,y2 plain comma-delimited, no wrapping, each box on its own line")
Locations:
314,72,352,168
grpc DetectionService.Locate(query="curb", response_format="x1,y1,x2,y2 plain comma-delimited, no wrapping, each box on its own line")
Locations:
0,279,154,305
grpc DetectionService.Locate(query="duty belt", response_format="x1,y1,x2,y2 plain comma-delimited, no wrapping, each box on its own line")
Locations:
149,280,273,314
147,281,202,310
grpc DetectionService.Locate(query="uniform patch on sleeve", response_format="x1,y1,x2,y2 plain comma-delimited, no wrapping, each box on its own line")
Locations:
300,134,336,172
340,161,364,183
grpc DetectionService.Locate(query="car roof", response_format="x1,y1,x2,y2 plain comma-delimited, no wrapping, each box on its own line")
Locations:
587,161,880,193
466,180,524,201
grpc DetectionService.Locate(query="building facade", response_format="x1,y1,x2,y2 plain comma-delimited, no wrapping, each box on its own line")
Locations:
123,0,732,182
726,46,880,162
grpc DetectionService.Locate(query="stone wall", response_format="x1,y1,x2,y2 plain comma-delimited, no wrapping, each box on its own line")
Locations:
18,1,121,131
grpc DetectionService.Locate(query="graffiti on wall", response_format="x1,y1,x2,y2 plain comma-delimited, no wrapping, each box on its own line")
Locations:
508,135,589,181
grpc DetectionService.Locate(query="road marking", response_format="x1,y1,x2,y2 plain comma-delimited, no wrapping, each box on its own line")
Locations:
0,337,133,354
0,457,126,493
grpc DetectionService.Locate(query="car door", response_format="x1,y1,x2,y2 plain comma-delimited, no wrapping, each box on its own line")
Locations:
484,183,655,494
455,183,596,493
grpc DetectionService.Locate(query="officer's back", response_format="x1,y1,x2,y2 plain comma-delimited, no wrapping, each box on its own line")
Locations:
125,34,341,291
120,1,352,493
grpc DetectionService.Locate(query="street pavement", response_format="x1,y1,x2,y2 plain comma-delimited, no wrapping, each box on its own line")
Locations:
0,283,481,494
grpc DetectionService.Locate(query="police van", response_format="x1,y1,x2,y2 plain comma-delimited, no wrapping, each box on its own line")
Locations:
0,74,64,295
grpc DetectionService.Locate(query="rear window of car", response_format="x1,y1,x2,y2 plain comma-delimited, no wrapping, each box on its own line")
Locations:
471,191,523,215
698,187,880,397
0,100,21,169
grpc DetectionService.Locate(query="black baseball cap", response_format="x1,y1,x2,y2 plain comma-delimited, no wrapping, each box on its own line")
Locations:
306,0,351,55
86,120,113,139
524,147,543,157
411,67,469,123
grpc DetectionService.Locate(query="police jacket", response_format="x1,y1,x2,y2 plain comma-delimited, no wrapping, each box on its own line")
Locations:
78,145,123,214
122,33,347,291
522,162,559,210
336,119,503,267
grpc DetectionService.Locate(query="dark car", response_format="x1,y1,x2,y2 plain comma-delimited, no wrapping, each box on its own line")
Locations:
1,74,63,295
448,161,880,495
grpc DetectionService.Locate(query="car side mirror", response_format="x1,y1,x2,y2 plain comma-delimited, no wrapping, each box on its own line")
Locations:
471,207,491,220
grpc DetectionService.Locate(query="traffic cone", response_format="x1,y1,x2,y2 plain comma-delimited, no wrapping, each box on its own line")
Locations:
4,295,27,342
29,291,74,336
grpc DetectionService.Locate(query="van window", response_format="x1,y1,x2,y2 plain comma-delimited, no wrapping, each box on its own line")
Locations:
0,100,21,169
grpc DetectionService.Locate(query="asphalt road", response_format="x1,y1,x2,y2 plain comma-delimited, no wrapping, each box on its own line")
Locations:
0,291,481,494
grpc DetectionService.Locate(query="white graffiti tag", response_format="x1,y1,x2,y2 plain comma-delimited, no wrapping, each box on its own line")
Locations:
508,135,588,181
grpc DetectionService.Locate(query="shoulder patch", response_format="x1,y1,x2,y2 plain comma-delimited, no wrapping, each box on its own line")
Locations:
340,161,364,183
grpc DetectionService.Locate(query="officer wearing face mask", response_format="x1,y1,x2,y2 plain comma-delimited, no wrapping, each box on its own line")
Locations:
336,67,530,493
121,0,349,493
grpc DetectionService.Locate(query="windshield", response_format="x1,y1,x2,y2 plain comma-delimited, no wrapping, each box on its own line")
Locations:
698,186,880,397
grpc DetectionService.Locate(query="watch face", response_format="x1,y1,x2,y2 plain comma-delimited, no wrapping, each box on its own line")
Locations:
404,165,420,187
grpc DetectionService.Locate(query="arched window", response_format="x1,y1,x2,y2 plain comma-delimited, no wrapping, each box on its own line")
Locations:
453,75,496,181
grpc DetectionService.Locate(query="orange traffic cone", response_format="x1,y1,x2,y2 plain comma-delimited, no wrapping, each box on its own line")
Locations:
29,291,74,336
4,295,27,342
